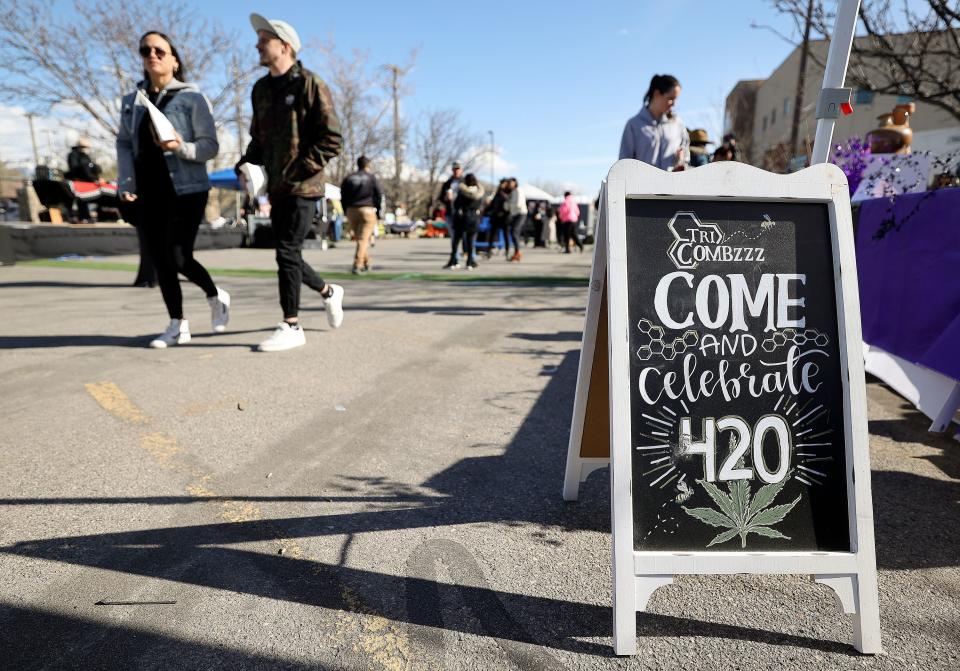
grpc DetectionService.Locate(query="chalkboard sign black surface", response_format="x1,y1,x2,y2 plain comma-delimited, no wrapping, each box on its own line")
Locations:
625,198,851,552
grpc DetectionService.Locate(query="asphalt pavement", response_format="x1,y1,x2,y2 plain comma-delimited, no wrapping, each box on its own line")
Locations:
0,238,957,670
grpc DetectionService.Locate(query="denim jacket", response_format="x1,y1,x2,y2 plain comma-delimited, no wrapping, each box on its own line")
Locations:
116,79,218,196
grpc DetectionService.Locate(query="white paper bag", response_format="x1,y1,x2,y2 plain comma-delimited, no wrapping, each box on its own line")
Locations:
135,89,177,143
237,162,267,199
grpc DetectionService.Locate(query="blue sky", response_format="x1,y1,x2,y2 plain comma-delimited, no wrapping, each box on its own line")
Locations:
0,1,864,192
216,0,806,192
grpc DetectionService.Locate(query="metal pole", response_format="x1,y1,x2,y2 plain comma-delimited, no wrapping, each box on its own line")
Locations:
810,0,861,164
387,64,403,208
25,113,40,168
790,0,815,159
488,130,494,187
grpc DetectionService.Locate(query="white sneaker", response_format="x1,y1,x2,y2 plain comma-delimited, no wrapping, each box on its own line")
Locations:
320,239,329,251
149,319,190,349
208,287,230,333
258,322,306,352
323,284,344,329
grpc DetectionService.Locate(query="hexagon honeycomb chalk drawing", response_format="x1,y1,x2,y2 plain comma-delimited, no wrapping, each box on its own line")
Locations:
635,318,700,361
762,328,831,351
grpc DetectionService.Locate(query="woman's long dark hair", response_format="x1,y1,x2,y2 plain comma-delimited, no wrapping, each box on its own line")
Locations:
140,31,186,85
643,74,679,106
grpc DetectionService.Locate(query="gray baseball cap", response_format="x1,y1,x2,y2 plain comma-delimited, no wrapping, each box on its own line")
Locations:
250,13,301,53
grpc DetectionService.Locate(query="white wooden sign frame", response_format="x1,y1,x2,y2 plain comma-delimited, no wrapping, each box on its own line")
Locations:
566,160,881,656
563,181,610,501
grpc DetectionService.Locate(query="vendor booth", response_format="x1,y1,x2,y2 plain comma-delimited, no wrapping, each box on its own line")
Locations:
855,187,960,433
207,168,342,248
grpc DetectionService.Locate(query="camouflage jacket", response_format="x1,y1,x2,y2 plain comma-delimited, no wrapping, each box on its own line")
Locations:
237,61,342,198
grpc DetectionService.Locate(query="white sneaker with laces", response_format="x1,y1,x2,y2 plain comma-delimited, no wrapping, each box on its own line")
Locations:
208,287,230,333
149,319,190,349
323,284,344,329
258,322,306,352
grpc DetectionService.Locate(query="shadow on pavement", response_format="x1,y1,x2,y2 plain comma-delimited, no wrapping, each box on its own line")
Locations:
0,281,135,289
0,335,147,348
0,603,342,671
2,340,954,661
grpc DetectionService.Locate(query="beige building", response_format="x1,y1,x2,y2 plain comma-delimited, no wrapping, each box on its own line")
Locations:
727,35,959,168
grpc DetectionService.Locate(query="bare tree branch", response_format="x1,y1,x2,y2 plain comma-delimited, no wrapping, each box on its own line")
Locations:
763,0,960,122
0,0,256,150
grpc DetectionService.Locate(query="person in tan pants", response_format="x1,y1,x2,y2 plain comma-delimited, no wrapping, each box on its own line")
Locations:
340,155,383,273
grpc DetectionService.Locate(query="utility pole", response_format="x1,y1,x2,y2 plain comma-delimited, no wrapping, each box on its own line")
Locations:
232,57,246,162
24,113,40,168
790,0,815,161
386,64,404,209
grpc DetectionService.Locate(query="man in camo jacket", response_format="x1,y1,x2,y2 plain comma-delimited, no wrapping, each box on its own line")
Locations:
237,13,345,352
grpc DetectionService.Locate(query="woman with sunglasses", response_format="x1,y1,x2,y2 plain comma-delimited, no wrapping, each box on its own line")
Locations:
117,31,229,348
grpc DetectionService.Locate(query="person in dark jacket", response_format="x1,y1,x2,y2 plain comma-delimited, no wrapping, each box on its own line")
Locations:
236,13,345,352
66,138,101,182
437,162,464,263
482,178,509,259
340,155,383,273
444,173,484,270
66,138,101,222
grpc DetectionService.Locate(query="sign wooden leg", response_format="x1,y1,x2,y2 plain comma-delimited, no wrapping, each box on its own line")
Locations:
562,455,584,501
612,568,637,655
929,381,960,433
814,574,881,653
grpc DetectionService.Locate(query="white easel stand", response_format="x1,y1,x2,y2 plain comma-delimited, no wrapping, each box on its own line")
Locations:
563,184,610,501
603,161,882,657
864,344,960,434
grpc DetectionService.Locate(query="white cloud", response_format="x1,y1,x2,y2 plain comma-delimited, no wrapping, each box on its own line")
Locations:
462,144,519,177
0,104,111,170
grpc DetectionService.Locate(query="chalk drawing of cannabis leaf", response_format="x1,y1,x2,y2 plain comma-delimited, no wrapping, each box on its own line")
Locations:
682,476,800,548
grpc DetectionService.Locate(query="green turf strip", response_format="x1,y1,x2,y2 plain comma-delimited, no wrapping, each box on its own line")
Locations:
21,259,588,286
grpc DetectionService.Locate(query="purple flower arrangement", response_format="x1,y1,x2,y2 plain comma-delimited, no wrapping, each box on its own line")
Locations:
830,135,871,196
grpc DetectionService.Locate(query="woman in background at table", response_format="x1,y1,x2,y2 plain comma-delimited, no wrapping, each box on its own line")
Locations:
117,31,230,349
618,74,689,171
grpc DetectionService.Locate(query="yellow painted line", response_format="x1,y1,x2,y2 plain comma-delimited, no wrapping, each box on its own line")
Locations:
84,381,150,425
140,432,183,465
85,380,412,670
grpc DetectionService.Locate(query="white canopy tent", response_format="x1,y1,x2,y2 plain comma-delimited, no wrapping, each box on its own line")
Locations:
519,183,556,201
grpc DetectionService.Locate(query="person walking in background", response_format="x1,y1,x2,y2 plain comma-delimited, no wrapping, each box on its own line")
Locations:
483,178,509,259
721,133,742,161
117,31,229,349
438,162,464,264
236,13,344,352
712,144,735,162
557,191,582,253
619,74,689,171
340,155,383,274
505,178,527,262
66,138,101,222
444,173,484,270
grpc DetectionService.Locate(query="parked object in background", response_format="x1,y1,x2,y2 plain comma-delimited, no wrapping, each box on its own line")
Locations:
933,172,960,189
867,103,915,155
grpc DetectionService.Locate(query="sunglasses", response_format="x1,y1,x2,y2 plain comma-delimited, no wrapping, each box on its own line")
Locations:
139,45,168,58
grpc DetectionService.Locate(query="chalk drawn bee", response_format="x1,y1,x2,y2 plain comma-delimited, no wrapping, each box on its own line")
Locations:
761,214,777,230
675,479,693,503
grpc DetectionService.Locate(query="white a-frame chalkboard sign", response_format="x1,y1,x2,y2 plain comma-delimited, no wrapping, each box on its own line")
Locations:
563,160,881,656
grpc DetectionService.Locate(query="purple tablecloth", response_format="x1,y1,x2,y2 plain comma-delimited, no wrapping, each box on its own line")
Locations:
855,188,960,381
